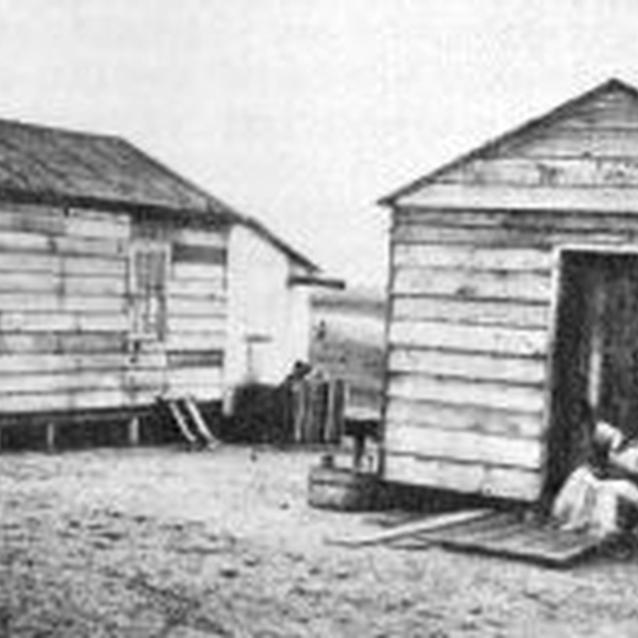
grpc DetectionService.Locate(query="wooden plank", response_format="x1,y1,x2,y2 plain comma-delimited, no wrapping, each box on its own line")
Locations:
0,388,157,414
391,296,550,328
385,398,543,439
171,262,225,282
0,331,128,355
167,331,226,351
0,312,127,333
167,279,226,298
389,320,547,357
168,296,227,317
396,183,638,215
167,366,222,388
167,317,226,334
167,350,224,368
388,347,546,384
327,509,493,547
0,293,126,313
174,227,227,248
392,243,552,270
438,157,638,190
393,267,551,302
0,230,52,252
0,353,162,374
172,243,227,265
52,235,127,258
0,370,126,394
383,453,541,501
384,424,543,469
517,128,638,159
387,373,545,413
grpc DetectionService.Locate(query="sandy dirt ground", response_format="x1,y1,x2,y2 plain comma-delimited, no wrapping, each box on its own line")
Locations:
2,446,638,637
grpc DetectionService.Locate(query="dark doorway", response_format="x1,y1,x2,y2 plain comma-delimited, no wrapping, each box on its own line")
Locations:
545,250,638,500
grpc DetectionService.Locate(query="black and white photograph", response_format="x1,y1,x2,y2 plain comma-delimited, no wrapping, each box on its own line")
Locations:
3,1,638,636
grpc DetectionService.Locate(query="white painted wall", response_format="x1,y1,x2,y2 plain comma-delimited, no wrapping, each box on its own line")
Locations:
224,224,313,397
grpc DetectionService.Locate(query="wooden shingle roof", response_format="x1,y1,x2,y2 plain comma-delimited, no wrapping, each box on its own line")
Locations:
0,118,234,217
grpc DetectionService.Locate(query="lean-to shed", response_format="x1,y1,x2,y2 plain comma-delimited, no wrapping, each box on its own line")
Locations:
0,118,236,444
379,78,638,502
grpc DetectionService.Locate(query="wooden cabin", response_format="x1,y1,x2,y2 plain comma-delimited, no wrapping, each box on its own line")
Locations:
379,78,638,502
0,119,235,447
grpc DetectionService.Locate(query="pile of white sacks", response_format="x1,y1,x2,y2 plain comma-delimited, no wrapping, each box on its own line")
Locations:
553,422,638,539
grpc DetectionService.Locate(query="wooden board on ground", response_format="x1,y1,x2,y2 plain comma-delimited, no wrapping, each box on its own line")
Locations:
391,510,600,568
325,508,492,547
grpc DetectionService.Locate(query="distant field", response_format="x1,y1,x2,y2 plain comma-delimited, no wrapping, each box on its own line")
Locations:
310,288,385,421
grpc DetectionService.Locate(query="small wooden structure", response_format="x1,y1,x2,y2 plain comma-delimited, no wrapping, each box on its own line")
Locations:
379,78,638,502
224,218,342,394
0,118,236,447
310,287,385,421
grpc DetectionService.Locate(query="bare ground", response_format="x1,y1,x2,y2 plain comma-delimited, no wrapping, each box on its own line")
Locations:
2,446,638,637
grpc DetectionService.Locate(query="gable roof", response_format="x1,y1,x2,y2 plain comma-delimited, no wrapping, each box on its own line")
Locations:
0,116,323,272
0,117,238,219
379,78,638,208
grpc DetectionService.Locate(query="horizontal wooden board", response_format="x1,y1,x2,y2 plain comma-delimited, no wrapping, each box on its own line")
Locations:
516,128,638,159
167,296,227,317
387,373,545,413
388,347,546,385
391,296,550,328
166,382,223,402
0,352,163,374
393,267,552,302
383,453,541,501
393,220,638,247
167,366,222,388
0,312,127,333
166,330,226,351
0,272,126,296
559,93,638,129
0,293,126,313
172,243,227,265
171,262,226,282
0,369,165,394
438,157,638,190
385,397,544,439
392,243,552,271
384,424,543,469
174,227,227,248
0,331,127,355
167,349,224,368
168,317,227,334
167,278,226,298
396,184,638,215
390,320,547,357
0,388,157,414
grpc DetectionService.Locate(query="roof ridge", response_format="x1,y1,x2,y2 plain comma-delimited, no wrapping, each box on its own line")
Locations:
378,77,638,206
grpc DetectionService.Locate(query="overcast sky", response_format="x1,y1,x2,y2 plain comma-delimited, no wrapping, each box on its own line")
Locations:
1,0,637,287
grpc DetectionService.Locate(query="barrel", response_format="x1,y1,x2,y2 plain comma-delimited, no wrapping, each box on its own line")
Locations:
307,465,380,511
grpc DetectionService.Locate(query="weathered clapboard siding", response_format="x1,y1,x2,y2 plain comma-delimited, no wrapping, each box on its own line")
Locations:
390,320,547,357
386,398,543,439
392,297,549,328
386,454,542,501
0,200,230,418
384,425,543,469
382,80,638,501
389,348,546,385
387,373,545,413
393,267,551,301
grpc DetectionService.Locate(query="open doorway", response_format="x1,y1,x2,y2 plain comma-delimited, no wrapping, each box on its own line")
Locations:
545,249,638,500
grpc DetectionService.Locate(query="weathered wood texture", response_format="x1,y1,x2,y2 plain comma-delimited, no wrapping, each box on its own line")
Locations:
0,203,228,418
384,83,638,499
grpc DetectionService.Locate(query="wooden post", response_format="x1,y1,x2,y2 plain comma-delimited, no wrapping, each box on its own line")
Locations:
46,422,56,453
128,417,140,446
